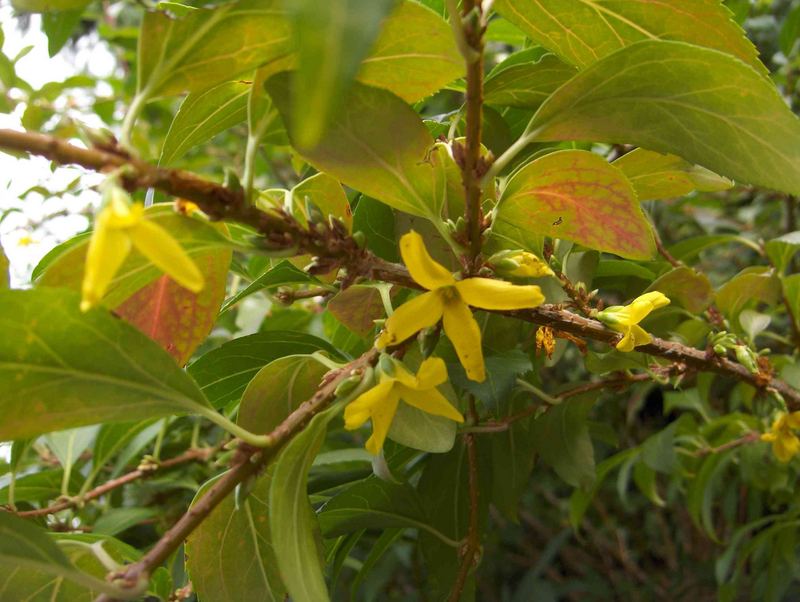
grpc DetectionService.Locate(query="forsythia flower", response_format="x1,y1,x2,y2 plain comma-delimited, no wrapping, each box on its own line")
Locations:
489,250,555,278
596,291,670,352
81,187,204,311
762,412,800,463
344,357,464,454
377,231,545,382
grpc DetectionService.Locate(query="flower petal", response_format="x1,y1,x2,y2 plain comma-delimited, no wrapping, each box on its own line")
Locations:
398,385,464,423
376,290,444,349
344,381,395,430
615,326,636,352
455,278,545,310
130,220,204,293
616,324,650,352
786,411,800,429
415,357,448,389
81,220,132,312
400,230,455,290
774,434,800,463
364,390,401,455
442,299,485,382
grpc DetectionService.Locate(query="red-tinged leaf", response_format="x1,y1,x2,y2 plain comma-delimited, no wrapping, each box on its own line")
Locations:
494,150,655,260
327,285,385,337
115,249,231,366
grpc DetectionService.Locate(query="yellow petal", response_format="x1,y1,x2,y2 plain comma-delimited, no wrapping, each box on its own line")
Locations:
774,434,800,463
786,411,800,429
400,230,455,290
81,221,132,311
344,381,395,430
415,357,448,389
761,432,778,442
615,326,636,352
130,220,204,293
636,291,671,311
615,324,650,352
442,299,485,382
455,278,545,310
376,290,444,349
364,389,401,455
398,385,464,423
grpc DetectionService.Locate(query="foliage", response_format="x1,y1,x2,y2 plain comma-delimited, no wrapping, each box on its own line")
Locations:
1,0,800,600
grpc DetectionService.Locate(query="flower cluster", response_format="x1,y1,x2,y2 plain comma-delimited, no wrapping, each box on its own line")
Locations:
81,186,204,311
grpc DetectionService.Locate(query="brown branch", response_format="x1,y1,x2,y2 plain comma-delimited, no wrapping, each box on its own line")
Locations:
453,0,486,265
692,431,761,457
10,446,219,519
449,398,481,601
2,129,799,407
93,348,378,601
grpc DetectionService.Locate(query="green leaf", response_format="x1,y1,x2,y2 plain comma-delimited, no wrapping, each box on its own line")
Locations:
267,72,448,219
716,267,781,319
35,206,237,309
647,267,713,313
237,355,330,432
160,81,251,165
41,9,83,56
221,260,320,312
290,172,353,231
137,0,292,98
93,507,159,536
0,469,82,505
531,396,596,489
783,275,800,328
0,513,126,597
529,41,800,196
640,422,679,474
186,471,285,602
687,450,736,540
450,349,532,412
668,233,760,262
386,399,457,453
352,196,398,262
765,231,800,274
11,0,89,11
484,53,576,110
270,402,344,602
494,0,764,73
495,150,655,259
188,331,341,409
358,0,462,102
569,449,636,528
288,0,394,147
0,289,212,441
613,148,733,201
319,477,434,537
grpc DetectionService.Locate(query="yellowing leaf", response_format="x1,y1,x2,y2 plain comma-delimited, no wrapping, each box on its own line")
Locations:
529,41,800,196
613,148,733,201
495,150,655,259
138,0,291,98
358,0,462,102
494,0,765,74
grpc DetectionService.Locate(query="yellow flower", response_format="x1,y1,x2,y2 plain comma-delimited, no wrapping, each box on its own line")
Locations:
344,356,464,455
377,231,545,382
762,412,800,463
596,291,670,352
81,187,204,311
489,250,554,278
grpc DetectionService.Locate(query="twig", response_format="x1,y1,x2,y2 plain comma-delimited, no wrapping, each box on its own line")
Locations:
93,349,379,601
450,0,486,265
449,397,481,601
691,431,761,457
10,446,219,519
